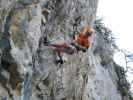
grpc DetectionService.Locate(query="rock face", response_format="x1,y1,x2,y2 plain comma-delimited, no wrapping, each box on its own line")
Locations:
0,0,132,100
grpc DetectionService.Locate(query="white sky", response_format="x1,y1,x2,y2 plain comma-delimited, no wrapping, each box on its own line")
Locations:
97,0,133,91
97,0,133,51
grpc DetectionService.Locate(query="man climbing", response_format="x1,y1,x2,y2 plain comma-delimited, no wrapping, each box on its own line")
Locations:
42,25,95,64
71,25,95,52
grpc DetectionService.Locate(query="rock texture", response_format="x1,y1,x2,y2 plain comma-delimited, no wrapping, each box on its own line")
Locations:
0,0,132,100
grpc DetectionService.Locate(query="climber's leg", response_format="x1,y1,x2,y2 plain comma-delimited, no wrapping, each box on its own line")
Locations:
57,51,64,64
54,50,64,65
63,46,75,55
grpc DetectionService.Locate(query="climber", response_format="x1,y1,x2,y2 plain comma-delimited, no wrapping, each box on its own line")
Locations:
43,37,75,64
71,25,95,52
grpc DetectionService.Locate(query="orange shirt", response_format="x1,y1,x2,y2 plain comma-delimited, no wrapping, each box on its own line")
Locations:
75,32,91,48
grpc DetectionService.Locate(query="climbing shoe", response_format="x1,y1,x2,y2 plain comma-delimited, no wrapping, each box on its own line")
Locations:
82,49,87,52
55,59,64,65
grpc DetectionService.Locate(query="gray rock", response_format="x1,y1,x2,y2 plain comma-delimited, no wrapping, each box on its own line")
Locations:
0,0,132,100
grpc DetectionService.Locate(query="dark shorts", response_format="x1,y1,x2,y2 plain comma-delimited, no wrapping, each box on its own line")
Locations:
71,43,87,52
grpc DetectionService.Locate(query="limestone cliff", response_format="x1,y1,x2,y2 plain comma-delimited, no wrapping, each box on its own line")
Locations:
0,0,132,100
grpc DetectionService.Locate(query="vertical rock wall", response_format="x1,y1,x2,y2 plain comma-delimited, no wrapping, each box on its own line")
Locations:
0,0,131,100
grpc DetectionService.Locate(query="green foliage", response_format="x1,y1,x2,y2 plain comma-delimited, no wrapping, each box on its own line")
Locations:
94,19,133,99
94,18,116,47
121,87,129,96
93,18,115,66
113,63,133,99
129,93,133,100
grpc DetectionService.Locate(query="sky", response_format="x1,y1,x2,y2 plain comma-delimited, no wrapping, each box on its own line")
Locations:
97,0,133,51
97,0,133,91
